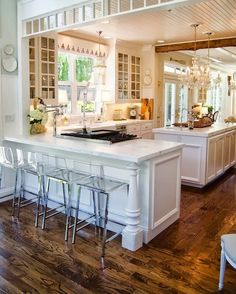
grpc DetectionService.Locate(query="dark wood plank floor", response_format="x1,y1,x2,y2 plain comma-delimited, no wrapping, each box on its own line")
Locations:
0,169,236,293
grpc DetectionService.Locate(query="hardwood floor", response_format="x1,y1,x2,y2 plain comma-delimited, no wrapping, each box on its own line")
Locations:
0,169,236,293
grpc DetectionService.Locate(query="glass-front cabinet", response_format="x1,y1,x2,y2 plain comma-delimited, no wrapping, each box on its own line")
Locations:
117,50,141,102
28,36,57,103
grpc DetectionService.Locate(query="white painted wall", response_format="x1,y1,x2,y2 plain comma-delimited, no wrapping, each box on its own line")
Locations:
0,0,18,139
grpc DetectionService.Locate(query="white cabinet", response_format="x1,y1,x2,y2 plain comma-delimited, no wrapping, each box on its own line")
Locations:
154,127,236,188
116,49,141,102
127,122,153,139
28,36,57,104
207,130,236,183
207,134,224,182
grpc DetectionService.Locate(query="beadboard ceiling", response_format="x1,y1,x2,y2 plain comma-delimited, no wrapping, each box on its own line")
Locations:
61,0,236,69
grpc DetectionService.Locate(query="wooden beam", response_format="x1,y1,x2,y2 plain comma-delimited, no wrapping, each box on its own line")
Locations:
155,38,236,53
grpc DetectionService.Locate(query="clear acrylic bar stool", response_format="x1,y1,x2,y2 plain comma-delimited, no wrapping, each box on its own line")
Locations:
39,157,92,230
0,146,19,201
64,163,129,269
12,149,52,219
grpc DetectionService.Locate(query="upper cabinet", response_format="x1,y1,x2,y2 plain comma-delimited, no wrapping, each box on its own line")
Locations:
29,36,57,104
116,47,141,102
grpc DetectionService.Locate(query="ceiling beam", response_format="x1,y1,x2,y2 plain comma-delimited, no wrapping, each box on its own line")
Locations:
155,38,236,53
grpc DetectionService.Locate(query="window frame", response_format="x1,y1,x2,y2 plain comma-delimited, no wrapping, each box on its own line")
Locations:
58,51,98,115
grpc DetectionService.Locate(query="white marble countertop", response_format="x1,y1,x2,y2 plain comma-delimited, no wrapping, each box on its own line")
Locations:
4,133,183,164
153,123,236,138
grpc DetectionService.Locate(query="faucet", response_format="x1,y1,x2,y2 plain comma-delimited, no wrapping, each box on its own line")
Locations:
45,105,65,137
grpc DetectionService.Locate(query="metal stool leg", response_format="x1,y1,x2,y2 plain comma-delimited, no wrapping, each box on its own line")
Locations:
35,175,44,227
16,169,25,218
42,177,50,230
72,185,81,244
65,183,72,241
12,168,20,216
101,192,109,270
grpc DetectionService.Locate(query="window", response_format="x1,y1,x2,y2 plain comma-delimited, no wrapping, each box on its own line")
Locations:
58,52,96,114
206,71,224,114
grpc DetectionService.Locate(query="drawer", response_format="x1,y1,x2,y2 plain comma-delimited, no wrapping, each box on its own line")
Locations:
141,122,153,131
127,124,141,133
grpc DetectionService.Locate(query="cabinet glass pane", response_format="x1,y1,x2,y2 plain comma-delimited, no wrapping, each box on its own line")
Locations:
49,64,55,74
49,51,55,62
49,76,55,87
118,53,123,62
42,75,48,86
49,89,55,99
41,50,47,61
42,88,48,99
124,64,128,71
30,74,35,86
118,63,123,71
29,48,35,60
30,87,35,99
29,38,35,47
29,61,35,73
49,39,55,50
132,65,135,72
131,56,135,64
124,55,128,63
42,63,48,73
41,37,47,49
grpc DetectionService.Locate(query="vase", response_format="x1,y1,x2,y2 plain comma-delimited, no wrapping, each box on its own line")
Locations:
30,123,46,135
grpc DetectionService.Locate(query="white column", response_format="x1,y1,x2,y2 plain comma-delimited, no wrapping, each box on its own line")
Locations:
122,163,143,251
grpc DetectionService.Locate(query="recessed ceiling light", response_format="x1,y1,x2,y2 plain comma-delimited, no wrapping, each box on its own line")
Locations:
157,40,165,43
103,36,111,39
101,20,110,24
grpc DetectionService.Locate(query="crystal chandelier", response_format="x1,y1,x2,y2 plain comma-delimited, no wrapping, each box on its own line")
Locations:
180,24,211,90
93,30,107,85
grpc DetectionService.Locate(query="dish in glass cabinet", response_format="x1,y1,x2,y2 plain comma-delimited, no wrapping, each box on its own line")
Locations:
2,56,18,72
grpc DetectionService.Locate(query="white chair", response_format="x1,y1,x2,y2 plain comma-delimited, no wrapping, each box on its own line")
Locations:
219,234,236,290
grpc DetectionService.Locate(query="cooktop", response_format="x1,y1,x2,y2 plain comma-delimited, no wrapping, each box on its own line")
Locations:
60,129,138,144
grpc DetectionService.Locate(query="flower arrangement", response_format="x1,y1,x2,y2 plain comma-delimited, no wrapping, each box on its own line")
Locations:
28,98,48,134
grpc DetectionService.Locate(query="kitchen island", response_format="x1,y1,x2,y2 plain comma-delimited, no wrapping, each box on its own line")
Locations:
4,133,183,251
153,124,236,187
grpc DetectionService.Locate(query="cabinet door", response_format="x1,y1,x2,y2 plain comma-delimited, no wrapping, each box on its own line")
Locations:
215,135,224,176
230,131,236,166
224,133,231,170
117,52,129,100
207,138,216,182
117,51,141,102
140,131,153,139
127,124,140,135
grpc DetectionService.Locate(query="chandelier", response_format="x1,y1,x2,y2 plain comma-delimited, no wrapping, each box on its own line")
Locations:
180,24,211,90
93,30,107,85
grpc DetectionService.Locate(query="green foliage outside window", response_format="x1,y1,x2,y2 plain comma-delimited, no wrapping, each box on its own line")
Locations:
58,55,69,81
78,101,95,112
76,57,93,82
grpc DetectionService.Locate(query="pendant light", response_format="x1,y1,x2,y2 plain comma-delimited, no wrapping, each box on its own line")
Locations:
93,30,107,85
180,24,212,90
